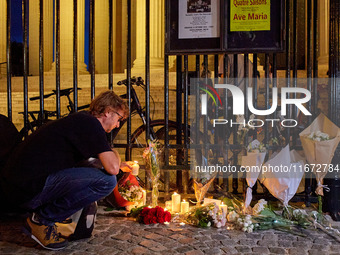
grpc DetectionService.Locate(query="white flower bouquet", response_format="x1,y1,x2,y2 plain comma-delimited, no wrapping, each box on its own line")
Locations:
185,203,226,228
118,181,144,208
299,113,340,196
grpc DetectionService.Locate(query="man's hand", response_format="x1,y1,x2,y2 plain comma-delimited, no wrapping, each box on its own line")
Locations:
98,149,121,175
120,161,134,173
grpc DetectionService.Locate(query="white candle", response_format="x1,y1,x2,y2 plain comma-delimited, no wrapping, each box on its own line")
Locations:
219,202,228,217
142,190,146,205
171,192,181,213
131,161,139,176
165,200,172,211
181,200,189,214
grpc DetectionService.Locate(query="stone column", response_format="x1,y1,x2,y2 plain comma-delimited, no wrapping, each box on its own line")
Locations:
29,0,54,75
318,0,330,76
132,0,164,72
0,0,6,76
49,0,88,74
94,1,109,74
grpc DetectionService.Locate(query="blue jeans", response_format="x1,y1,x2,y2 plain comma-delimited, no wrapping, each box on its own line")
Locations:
24,167,116,226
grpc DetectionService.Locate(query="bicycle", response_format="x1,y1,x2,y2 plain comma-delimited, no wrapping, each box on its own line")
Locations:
19,87,90,138
112,77,193,191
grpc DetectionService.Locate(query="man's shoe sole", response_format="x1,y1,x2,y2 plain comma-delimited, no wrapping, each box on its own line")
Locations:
22,224,67,251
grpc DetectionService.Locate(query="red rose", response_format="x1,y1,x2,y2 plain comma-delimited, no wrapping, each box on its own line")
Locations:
149,208,157,216
151,216,158,224
163,211,171,223
157,216,165,224
143,214,153,225
155,206,165,219
140,207,151,217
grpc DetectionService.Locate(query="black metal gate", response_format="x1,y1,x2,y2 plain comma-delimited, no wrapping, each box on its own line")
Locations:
2,0,340,203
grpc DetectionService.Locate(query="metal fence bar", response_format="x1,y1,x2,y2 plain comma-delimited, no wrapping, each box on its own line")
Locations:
145,0,150,141
312,0,318,113
164,55,170,197
305,0,313,207
56,0,61,118
195,54,200,163
272,53,277,140
253,54,258,140
264,54,270,145
6,0,12,121
39,0,44,117
22,0,28,133
176,55,183,192
232,54,238,194
292,0,297,146
183,55,189,194
108,0,113,91
306,0,312,121
223,53,229,191
126,0,132,161
73,0,78,112
89,0,95,99
285,0,291,145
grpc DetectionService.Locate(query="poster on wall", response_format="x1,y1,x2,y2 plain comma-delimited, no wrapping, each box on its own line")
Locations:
178,0,220,39
165,0,222,54
230,0,271,32
225,0,285,52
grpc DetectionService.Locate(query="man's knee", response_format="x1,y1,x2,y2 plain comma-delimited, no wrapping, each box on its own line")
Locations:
95,173,117,196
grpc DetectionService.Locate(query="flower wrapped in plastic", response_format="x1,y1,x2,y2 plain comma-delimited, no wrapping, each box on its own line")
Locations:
118,180,145,210
259,145,305,208
241,140,267,212
143,140,161,207
299,113,340,196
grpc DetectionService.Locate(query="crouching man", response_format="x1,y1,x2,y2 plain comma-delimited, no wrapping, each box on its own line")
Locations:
0,91,132,250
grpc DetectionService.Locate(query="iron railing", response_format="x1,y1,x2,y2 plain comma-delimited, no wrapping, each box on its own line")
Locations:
2,0,339,203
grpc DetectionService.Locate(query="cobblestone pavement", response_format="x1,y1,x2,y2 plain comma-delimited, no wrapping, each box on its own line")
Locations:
1,207,340,255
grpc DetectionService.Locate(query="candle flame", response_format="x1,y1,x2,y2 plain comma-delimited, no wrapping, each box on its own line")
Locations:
174,192,177,195
183,199,186,202
164,208,167,211
221,202,224,205
134,161,138,164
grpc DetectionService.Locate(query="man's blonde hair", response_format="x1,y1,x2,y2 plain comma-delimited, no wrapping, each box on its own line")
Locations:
90,91,128,118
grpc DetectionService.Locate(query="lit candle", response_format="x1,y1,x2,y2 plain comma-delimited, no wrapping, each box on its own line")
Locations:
171,192,181,213
181,200,189,214
142,190,146,205
219,202,228,217
131,161,139,176
165,200,172,211
179,222,185,226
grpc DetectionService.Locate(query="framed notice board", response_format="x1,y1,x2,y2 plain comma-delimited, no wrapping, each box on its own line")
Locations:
165,0,285,54
224,0,285,53
165,0,223,54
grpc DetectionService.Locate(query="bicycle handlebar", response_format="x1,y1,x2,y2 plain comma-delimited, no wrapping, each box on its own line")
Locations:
29,88,82,101
117,76,144,86
30,92,55,101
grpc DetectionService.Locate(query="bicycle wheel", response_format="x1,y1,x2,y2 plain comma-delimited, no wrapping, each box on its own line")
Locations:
126,120,187,192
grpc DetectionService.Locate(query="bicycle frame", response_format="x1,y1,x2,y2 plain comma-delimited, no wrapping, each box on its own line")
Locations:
110,84,157,142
